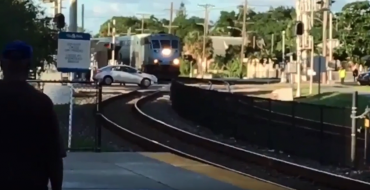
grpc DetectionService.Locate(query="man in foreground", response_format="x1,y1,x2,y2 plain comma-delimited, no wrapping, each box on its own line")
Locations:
0,41,66,190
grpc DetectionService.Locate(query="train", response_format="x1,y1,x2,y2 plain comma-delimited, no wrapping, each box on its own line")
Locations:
93,32,182,79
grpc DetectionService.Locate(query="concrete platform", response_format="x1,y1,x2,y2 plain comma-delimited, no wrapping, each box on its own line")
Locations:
63,152,288,190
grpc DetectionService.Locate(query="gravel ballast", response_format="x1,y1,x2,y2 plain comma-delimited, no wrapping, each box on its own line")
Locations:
140,93,370,183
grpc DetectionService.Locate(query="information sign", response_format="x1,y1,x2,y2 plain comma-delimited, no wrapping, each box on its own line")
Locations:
57,32,91,72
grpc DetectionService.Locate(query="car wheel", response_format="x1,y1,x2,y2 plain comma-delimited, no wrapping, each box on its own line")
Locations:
139,78,151,88
103,76,113,85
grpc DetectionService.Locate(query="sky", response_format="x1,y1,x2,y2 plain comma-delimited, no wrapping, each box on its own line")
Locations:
35,0,358,34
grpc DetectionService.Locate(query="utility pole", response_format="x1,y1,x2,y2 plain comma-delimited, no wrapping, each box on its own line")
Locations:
282,31,285,63
198,4,214,75
81,4,85,32
240,0,247,74
271,33,274,54
57,0,62,14
136,13,151,33
163,2,178,34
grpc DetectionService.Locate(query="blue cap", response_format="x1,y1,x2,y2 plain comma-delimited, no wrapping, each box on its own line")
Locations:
1,41,33,60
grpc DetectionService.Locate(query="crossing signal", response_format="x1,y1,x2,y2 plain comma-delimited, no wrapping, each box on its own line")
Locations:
104,43,112,49
54,13,65,29
295,21,304,36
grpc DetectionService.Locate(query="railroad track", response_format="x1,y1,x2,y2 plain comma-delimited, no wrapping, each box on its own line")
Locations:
99,89,370,190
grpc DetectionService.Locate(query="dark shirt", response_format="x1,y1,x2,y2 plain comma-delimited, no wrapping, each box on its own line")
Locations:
353,69,359,77
0,81,66,189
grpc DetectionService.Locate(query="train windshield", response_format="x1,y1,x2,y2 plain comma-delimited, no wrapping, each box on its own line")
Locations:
171,40,179,49
151,40,160,49
160,40,171,48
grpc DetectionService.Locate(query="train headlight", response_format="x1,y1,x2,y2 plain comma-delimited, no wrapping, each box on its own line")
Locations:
173,58,179,65
161,48,171,55
154,59,158,64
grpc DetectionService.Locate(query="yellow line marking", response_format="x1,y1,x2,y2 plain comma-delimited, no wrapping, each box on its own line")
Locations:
140,152,289,190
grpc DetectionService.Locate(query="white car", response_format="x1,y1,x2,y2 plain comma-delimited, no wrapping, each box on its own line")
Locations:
93,65,158,88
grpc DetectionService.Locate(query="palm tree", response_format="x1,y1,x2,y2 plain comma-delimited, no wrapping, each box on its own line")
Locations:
183,31,213,75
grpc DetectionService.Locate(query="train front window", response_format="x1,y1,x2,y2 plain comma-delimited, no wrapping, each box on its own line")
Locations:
160,40,171,48
171,40,179,49
151,40,160,49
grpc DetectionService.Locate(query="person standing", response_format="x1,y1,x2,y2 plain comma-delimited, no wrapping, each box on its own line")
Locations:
339,66,346,84
0,41,66,190
352,65,359,82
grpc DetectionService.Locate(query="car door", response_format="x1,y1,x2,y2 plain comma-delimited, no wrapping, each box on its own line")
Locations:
110,66,124,82
121,66,141,83
118,66,137,83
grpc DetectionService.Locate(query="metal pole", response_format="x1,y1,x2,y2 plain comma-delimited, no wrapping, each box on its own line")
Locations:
310,36,314,94
69,0,78,32
351,91,358,168
198,4,214,76
296,37,301,97
282,31,285,62
141,18,144,34
329,12,333,82
111,19,116,65
310,2,314,95
81,4,84,32
271,33,274,54
322,0,328,83
202,8,207,76
169,2,173,34
240,0,247,77
69,0,78,81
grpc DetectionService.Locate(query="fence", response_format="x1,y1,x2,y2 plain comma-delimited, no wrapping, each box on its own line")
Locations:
31,80,101,152
170,79,369,168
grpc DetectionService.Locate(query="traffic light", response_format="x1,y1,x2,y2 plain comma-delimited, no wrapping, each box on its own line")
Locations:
104,43,112,49
54,13,65,29
295,21,304,36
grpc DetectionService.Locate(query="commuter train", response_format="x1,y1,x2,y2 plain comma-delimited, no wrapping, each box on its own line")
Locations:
93,32,181,79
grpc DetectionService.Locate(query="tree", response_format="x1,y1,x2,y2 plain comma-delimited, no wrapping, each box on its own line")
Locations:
183,31,213,75
98,16,168,37
0,0,57,69
335,1,370,65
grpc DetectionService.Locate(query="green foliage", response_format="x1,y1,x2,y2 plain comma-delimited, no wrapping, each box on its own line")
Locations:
98,1,370,68
222,59,245,78
0,0,57,69
179,58,193,76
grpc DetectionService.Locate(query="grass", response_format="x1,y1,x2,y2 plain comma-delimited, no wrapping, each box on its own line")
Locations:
267,92,370,126
54,95,119,152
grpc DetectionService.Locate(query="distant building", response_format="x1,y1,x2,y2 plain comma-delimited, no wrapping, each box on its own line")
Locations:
209,36,243,56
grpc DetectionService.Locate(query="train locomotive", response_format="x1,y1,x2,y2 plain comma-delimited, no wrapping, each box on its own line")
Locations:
118,32,181,79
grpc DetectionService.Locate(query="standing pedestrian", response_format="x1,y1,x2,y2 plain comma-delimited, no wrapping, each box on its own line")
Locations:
0,41,66,190
339,66,346,84
352,66,358,82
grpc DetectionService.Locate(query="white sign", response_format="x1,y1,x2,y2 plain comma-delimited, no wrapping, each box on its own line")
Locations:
57,32,91,73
